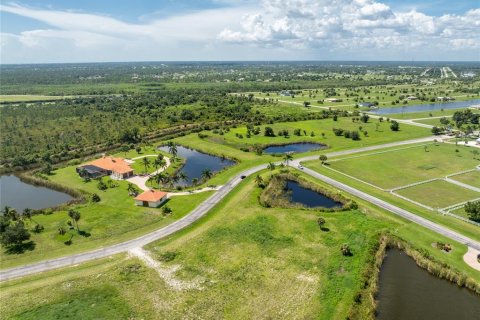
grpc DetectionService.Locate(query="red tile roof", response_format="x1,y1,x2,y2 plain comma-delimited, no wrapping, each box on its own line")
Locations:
134,190,168,202
88,156,133,174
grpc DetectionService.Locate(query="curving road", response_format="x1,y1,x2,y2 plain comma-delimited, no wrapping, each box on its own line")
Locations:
1,135,478,281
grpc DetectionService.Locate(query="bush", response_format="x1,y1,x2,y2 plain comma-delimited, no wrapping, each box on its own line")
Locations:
390,120,400,131
158,251,178,262
91,193,101,202
341,244,352,256
162,206,172,215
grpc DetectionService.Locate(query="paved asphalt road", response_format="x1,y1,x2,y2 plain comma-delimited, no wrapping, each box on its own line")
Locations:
1,135,478,281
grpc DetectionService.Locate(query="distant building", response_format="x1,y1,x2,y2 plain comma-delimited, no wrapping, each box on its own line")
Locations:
325,98,343,103
437,96,455,101
77,156,134,180
406,96,417,101
134,190,168,207
279,90,292,96
476,138,480,145
357,102,375,108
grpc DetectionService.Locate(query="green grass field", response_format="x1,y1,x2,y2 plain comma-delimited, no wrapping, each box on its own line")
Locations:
450,170,480,188
328,143,479,190
395,180,480,209
0,167,213,269
1,170,478,319
304,157,480,242
203,117,429,151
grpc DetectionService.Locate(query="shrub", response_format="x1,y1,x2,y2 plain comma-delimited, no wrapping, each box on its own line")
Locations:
341,244,352,256
91,193,101,202
390,120,399,131
158,251,178,262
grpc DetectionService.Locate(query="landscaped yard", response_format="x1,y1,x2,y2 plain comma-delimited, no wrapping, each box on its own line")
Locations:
0,166,213,269
327,143,479,190
394,180,480,209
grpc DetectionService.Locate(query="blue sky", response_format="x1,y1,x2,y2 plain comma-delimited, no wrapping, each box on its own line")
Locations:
1,0,479,63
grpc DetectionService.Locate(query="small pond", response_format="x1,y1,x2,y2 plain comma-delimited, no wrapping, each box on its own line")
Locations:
0,175,73,212
158,145,235,186
376,248,480,320
263,142,326,154
370,99,480,115
285,180,343,208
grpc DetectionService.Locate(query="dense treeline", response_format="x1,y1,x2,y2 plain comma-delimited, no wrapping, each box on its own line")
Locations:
3,61,478,95
0,89,269,170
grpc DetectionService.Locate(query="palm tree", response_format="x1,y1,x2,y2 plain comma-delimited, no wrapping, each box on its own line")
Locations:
159,158,167,171
142,157,151,174
22,208,33,222
178,172,188,184
201,168,213,182
153,172,167,188
283,153,293,166
3,206,19,221
191,178,199,186
127,183,137,195
170,174,180,187
167,142,178,158
153,158,161,171
68,209,81,231
267,162,276,171
254,174,264,187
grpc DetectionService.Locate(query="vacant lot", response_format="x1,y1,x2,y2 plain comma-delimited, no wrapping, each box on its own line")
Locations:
395,180,480,209
329,143,479,190
450,170,480,188
205,117,429,151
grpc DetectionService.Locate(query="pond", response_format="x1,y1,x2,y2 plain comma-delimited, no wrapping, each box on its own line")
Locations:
158,145,235,186
376,248,480,320
263,142,326,154
0,175,73,212
285,180,343,208
370,99,480,115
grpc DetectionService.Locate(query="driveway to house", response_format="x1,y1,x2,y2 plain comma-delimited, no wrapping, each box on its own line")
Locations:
1,135,478,281
125,155,171,191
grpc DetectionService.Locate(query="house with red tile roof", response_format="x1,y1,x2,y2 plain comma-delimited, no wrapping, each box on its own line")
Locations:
134,189,168,207
76,156,134,179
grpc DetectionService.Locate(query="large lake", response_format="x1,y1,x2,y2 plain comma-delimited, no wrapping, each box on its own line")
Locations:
370,99,480,115
158,145,235,186
376,248,480,320
0,175,73,212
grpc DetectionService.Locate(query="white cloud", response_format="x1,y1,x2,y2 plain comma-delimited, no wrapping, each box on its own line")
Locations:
218,0,480,58
0,1,479,63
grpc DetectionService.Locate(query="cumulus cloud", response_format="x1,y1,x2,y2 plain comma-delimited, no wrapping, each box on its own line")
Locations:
0,0,478,63
218,0,480,54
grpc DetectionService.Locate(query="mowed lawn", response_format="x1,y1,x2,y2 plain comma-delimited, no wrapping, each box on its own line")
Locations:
450,170,480,188
328,143,479,190
395,180,480,209
0,166,213,269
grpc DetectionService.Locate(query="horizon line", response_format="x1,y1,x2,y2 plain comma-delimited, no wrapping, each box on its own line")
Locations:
2,59,480,66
